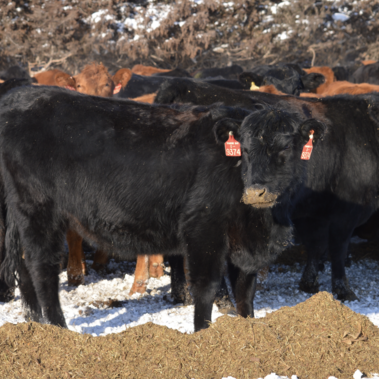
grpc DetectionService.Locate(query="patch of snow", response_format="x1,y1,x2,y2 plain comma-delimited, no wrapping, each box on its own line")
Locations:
332,13,349,22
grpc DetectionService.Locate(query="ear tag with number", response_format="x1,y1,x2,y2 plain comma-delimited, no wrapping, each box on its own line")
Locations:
225,131,241,157
301,130,314,160
113,83,122,94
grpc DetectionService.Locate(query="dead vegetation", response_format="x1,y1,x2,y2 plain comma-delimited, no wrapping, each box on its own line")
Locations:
1,0,379,74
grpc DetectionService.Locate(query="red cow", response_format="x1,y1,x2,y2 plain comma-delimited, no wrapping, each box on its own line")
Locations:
33,69,76,89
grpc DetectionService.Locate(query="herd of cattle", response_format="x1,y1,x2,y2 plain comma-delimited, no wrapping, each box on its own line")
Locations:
0,59,379,331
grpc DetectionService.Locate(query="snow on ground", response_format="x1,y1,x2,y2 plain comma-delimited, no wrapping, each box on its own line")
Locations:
1,239,379,379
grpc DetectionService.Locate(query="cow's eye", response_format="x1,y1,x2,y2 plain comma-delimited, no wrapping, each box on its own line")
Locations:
77,84,81,88
105,83,109,87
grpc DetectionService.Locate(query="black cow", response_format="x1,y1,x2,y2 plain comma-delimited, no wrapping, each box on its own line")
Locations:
117,75,249,99
350,62,379,85
154,67,192,78
155,80,379,301
194,65,243,80
234,94,379,300
154,78,282,108
0,84,291,331
238,64,325,95
0,65,32,81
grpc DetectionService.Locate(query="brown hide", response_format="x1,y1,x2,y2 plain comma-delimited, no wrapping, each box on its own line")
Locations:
131,64,170,76
34,69,75,88
131,93,157,104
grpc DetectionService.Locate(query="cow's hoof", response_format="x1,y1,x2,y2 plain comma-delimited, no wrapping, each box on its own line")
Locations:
171,287,193,305
129,280,147,295
299,278,319,294
67,274,85,286
333,278,359,302
149,263,165,278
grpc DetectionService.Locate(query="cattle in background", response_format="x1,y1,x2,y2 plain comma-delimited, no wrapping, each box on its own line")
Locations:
303,66,335,94
194,65,243,80
235,94,379,301
74,63,114,97
131,64,171,76
239,64,325,95
300,81,379,97
34,69,76,89
131,65,192,78
362,60,376,66
153,67,192,78
0,66,32,81
0,85,291,331
350,61,379,85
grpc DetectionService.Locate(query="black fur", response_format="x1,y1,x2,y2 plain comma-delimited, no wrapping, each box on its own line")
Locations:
0,85,291,331
194,65,243,80
350,62,379,85
238,94,379,300
0,66,31,81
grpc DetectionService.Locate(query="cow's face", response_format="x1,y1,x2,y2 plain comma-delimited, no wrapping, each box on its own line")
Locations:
214,108,325,209
74,71,115,98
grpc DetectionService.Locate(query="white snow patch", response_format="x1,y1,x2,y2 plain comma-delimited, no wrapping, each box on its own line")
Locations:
332,13,349,22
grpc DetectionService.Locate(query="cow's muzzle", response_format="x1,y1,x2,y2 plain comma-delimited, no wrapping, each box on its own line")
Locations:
242,186,278,208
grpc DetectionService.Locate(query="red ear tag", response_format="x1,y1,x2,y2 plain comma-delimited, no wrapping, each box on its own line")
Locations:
225,132,241,157
65,85,76,91
301,130,314,160
113,83,122,94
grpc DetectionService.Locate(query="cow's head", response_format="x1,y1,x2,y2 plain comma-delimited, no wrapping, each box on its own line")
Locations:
214,107,325,209
74,63,115,97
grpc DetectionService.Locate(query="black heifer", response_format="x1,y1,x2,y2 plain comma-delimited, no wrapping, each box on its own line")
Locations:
116,74,248,99
155,80,379,301
235,95,379,300
0,85,291,331
350,62,379,85
194,65,243,80
239,64,325,95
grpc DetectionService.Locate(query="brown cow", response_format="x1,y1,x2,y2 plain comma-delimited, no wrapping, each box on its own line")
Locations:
303,66,336,94
34,69,75,89
362,60,376,66
74,63,114,97
131,64,170,76
300,81,379,97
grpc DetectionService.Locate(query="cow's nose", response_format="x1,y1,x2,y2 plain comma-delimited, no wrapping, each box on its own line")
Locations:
246,187,266,197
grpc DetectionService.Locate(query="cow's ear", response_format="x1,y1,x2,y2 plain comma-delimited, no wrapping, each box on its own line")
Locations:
300,119,325,143
213,118,241,145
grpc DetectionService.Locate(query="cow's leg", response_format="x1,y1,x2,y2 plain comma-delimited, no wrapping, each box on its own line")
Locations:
167,255,193,305
148,254,165,278
91,249,109,271
295,218,329,294
227,259,256,317
66,230,85,286
18,259,42,322
186,228,226,331
17,216,67,327
329,224,358,301
129,255,149,295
